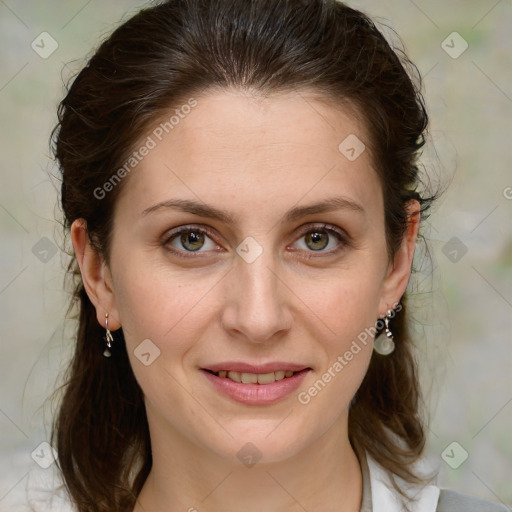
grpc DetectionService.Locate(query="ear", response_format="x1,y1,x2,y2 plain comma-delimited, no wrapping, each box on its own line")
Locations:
70,219,121,331
377,199,421,317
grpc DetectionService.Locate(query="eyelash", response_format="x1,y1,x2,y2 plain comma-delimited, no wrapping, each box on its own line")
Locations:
162,223,350,259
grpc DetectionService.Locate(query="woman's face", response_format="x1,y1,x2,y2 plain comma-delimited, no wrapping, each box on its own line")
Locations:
80,89,417,464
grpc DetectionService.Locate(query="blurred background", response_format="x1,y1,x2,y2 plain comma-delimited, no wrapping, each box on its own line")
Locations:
0,0,511,508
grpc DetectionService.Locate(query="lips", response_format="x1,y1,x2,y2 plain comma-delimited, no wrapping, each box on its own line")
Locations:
201,366,311,405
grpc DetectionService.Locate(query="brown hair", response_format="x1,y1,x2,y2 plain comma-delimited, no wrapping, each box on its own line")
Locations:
51,0,440,510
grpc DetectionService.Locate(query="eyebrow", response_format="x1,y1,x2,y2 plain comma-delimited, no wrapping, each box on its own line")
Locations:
141,196,365,223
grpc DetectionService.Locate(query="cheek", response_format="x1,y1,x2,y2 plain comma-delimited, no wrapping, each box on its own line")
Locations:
112,254,221,354
111,261,217,413
297,319,374,435
298,269,380,400
304,264,383,342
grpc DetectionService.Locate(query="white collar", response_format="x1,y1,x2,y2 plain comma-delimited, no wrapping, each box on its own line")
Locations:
367,453,440,512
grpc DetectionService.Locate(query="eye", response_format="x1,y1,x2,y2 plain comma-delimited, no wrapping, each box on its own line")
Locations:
163,223,349,259
292,223,348,256
163,225,220,256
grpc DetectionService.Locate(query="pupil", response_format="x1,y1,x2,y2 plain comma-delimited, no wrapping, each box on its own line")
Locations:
307,231,328,251
182,231,204,251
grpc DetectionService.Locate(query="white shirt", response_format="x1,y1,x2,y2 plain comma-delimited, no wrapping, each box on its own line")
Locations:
5,451,442,512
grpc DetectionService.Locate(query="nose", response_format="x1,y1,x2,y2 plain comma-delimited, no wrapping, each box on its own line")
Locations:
220,245,293,344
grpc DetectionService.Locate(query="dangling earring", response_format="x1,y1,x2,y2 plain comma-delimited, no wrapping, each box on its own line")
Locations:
373,308,395,355
103,313,114,358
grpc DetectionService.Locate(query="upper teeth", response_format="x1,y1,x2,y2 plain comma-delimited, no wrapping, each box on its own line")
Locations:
215,370,295,384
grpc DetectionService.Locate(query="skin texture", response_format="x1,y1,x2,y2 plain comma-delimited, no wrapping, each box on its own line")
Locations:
71,88,420,512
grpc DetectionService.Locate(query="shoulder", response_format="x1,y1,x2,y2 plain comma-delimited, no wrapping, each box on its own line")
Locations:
437,488,509,512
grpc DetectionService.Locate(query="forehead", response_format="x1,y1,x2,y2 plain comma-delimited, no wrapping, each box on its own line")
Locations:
115,88,382,223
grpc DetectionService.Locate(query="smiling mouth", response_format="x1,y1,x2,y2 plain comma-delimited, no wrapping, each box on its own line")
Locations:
203,368,310,385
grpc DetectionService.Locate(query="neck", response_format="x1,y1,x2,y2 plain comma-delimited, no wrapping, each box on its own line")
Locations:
134,412,363,512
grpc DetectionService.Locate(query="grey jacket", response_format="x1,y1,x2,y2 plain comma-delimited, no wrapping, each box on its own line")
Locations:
437,489,509,512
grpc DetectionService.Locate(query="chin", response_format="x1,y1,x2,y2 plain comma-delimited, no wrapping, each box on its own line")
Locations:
202,421,314,466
